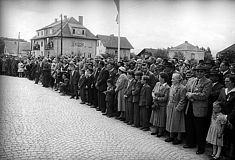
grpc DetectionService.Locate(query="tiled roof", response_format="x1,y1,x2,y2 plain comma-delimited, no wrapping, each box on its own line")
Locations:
170,41,204,52
32,17,97,40
97,34,134,49
218,44,235,53
137,48,157,56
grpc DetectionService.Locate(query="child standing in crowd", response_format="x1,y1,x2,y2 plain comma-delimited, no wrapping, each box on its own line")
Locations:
206,101,227,160
104,79,115,117
132,71,143,127
139,75,152,131
18,61,24,77
85,68,94,106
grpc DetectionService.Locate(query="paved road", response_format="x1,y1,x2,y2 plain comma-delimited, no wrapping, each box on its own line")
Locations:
0,76,209,160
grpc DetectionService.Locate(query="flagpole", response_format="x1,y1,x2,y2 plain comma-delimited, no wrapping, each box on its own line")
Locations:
117,1,120,62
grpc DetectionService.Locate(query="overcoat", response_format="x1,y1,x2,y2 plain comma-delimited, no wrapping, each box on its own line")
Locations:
115,73,128,111
166,84,186,132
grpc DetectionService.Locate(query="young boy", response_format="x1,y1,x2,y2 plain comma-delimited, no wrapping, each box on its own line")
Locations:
139,75,152,131
104,79,115,117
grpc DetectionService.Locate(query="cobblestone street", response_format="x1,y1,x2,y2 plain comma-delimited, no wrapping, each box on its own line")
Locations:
0,76,209,160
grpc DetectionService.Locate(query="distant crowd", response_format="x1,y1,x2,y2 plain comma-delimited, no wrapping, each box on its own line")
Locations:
1,55,235,160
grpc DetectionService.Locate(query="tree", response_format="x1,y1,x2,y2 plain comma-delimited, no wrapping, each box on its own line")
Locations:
204,47,213,61
173,51,185,60
152,48,169,59
0,38,5,55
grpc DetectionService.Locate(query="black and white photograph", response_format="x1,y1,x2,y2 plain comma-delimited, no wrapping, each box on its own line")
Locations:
0,0,235,159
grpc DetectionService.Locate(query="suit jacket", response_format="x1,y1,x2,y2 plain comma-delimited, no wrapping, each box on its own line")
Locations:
86,75,94,89
96,67,109,92
132,80,142,103
139,84,152,107
78,74,86,88
109,68,118,87
70,70,80,86
185,76,212,117
143,71,157,89
124,78,136,102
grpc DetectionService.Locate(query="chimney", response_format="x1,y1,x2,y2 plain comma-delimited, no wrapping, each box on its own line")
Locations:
79,16,83,25
64,15,67,20
55,18,58,22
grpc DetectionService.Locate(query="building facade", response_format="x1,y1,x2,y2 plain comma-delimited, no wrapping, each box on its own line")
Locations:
169,41,205,61
1,37,30,57
96,34,134,60
31,16,98,58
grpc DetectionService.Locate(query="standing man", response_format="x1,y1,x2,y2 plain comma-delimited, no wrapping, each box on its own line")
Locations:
184,64,212,154
96,61,109,113
69,62,80,99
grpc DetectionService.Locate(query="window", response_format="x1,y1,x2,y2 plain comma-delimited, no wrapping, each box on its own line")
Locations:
82,30,85,35
37,32,39,36
41,41,43,47
41,31,43,36
191,53,195,59
72,29,76,34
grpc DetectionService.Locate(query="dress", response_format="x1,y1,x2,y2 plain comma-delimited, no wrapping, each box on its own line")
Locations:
206,112,227,146
18,62,24,73
115,73,128,111
150,82,170,127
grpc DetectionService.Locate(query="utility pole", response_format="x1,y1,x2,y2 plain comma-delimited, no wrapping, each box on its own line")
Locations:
17,32,20,56
60,14,63,56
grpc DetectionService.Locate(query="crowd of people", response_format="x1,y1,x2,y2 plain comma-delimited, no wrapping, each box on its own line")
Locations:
0,54,235,160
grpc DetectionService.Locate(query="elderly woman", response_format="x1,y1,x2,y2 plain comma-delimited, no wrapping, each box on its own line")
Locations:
115,67,128,121
165,72,187,145
150,72,170,137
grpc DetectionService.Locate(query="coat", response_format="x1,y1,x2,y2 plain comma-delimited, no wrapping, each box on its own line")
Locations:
132,80,142,103
115,73,128,111
70,70,80,86
124,78,136,102
139,84,152,107
185,76,212,117
166,84,186,132
96,67,109,92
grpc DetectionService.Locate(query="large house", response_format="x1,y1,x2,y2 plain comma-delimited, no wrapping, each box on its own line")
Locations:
31,16,98,58
0,37,31,57
96,34,134,60
216,44,235,62
169,41,205,61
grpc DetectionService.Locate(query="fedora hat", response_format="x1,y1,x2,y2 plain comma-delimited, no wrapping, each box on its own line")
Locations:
118,66,126,73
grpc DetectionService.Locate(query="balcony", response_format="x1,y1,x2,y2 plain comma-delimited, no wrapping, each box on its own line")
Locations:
33,44,40,50
45,42,54,50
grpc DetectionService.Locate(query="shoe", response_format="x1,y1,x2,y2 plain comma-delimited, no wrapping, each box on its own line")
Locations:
80,102,85,104
87,103,92,106
196,150,205,155
102,113,107,115
157,133,163,137
76,97,79,100
183,144,196,148
210,154,215,158
120,118,126,121
90,105,96,108
151,133,157,135
142,128,150,131
140,127,145,130
127,122,133,125
165,137,174,142
124,121,129,123
96,108,101,111
172,139,182,145
70,96,75,99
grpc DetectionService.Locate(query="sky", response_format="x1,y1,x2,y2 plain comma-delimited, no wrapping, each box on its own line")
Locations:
0,0,235,56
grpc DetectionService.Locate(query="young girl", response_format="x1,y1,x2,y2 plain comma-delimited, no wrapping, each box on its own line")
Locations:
206,101,227,160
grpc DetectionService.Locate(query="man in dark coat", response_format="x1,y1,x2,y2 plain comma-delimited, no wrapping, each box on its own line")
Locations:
91,62,101,108
96,61,109,113
69,62,80,99
42,58,51,87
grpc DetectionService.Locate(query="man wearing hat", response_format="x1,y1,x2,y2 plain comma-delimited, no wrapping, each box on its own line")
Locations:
207,67,224,131
96,61,109,113
69,62,80,99
184,64,212,154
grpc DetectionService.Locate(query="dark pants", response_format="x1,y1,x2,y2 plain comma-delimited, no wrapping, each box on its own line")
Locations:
42,70,50,87
140,105,149,128
70,84,78,98
106,101,114,116
185,102,207,151
80,87,86,102
98,91,106,113
93,87,98,107
87,87,94,104
133,102,140,127
125,100,134,124
35,72,40,84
